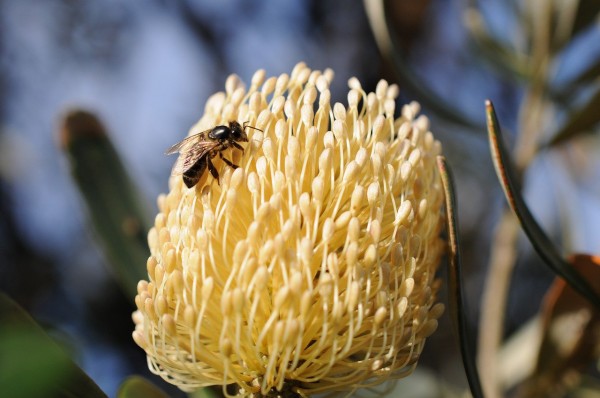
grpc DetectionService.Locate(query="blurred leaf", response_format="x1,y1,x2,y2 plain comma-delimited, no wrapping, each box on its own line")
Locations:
486,100,600,309
385,369,444,397
518,254,600,397
117,376,170,398
571,378,600,398
553,57,600,100
497,316,542,389
437,156,484,398
571,0,600,40
59,110,151,299
548,87,600,147
0,293,107,398
188,386,220,398
464,7,532,82
363,0,486,131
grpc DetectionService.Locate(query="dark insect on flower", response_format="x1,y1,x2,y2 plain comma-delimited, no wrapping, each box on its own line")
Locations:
166,121,261,188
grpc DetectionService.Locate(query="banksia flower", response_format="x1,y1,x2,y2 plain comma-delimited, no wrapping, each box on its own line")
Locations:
132,63,445,397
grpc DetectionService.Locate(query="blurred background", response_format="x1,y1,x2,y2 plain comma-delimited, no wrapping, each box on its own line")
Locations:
1,0,599,397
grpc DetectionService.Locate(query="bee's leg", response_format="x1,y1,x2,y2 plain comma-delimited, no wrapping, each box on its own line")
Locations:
232,142,245,153
219,152,238,169
207,156,220,184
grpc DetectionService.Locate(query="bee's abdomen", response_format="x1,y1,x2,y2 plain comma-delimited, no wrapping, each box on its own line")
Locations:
183,156,207,188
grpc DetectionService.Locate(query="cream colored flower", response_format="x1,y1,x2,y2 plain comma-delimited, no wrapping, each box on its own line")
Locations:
132,62,445,397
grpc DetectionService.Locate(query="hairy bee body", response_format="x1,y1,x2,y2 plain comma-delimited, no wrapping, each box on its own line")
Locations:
166,121,259,188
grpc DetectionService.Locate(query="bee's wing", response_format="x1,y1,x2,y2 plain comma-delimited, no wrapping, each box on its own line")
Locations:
165,130,209,155
170,141,219,176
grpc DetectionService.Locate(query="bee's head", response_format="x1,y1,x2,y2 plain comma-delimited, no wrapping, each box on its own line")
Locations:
228,121,248,142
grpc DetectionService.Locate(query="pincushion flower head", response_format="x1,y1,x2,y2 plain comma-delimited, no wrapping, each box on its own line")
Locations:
132,63,446,397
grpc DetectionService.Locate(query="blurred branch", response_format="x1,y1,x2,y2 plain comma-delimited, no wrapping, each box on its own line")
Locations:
555,59,600,97
497,316,541,390
363,0,486,131
59,110,151,299
463,7,532,83
477,3,556,392
551,0,580,51
567,0,600,46
477,209,520,398
546,86,600,147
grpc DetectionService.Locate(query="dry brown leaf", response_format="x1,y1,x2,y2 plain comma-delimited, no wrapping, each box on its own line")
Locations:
519,254,600,398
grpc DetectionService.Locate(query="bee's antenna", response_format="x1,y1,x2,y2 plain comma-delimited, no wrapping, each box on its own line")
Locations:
243,121,263,133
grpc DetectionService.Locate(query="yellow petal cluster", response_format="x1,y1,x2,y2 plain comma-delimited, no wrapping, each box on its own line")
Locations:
132,63,445,397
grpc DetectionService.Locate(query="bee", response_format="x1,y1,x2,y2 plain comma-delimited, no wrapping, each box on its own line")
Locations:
166,121,261,188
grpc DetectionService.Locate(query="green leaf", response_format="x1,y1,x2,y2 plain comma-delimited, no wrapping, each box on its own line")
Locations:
0,293,107,398
437,156,485,398
117,376,170,398
548,87,600,147
59,110,152,299
486,100,600,309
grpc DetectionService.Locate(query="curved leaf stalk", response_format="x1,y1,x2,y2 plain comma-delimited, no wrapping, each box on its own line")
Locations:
437,156,485,398
486,100,600,309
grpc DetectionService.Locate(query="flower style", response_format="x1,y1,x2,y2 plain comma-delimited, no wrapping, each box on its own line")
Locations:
132,62,445,397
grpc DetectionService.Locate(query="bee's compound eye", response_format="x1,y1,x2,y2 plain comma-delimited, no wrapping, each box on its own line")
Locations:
209,126,230,140
232,128,242,139
229,124,243,137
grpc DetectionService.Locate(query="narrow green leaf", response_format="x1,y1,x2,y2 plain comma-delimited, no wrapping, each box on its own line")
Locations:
548,88,600,147
117,376,170,398
436,156,485,398
59,110,151,298
0,293,107,398
486,100,600,309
